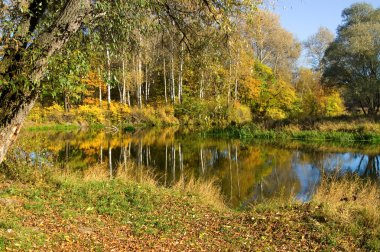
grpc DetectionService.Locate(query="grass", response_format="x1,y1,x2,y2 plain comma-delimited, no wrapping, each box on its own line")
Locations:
0,160,379,250
26,124,82,131
208,119,380,143
313,175,380,250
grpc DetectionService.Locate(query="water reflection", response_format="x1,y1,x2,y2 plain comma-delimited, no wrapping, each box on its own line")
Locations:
16,128,380,207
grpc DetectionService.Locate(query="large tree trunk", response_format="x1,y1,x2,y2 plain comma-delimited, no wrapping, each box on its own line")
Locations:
0,95,37,164
0,0,92,164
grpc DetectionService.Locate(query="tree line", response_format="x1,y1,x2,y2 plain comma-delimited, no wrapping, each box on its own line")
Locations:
0,1,379,164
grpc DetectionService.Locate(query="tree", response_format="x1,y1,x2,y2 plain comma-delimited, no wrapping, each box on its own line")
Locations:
45,46,90,112
0,0,92,164
295,68,345,118
247,10,301,81
304,27,334,71
322,3,380,115
0,0,261,164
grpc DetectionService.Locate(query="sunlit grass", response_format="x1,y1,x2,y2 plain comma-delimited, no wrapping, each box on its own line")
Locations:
314,175,380,226
313,175,380,250
210,120,380,143
173,176,226,210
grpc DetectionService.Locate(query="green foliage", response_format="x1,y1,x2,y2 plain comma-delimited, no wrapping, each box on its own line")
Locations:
44,41,90,110
322,3,380,115
207,119,380,143
175,98,251,126
226,103,252,124
240,61,298,119
295,68,345,119
174,97,208,125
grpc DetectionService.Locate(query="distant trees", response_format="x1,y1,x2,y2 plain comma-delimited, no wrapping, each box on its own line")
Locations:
304,27,334,71
248,10,301,81
295,68,345,117
301,27,345,118
322,3,380,115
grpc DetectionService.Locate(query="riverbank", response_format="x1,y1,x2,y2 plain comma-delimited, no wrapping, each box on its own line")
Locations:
26,103,179,130
0,163,379,251
208,116,380,143
26,104,380,143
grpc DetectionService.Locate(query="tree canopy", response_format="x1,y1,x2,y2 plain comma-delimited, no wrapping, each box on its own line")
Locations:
322,3,380,115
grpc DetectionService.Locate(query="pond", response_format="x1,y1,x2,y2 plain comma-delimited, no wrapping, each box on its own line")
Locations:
15,127,380,208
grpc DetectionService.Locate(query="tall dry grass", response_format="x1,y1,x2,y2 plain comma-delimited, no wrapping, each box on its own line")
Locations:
173,176,226,210
313,175,380,227
114,161,158,186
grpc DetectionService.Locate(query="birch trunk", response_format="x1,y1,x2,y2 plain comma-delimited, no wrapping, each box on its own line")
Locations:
200,71,204,100
122,56,127,104
138,50,143,108
171,36,175,103
145,64,149,103
178,42,184,104
106,48,112,109
98,67,103,108
164,58,168,104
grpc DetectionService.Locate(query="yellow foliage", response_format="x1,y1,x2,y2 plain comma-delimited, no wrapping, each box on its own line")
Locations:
266,107,286,120
131,105,178,126
46,103,65,113
75,104,106,124
324,91,345,117
227,103,252,124
82,71,106,104
108,103,132,123
241,76,261,101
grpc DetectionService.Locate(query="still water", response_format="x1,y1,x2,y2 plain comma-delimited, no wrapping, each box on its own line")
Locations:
16,128,380,207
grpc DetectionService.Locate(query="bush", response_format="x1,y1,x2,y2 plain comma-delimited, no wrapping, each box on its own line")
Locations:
75,105,105,125
131,105,178,126
174,97,208,125
227,103,252,124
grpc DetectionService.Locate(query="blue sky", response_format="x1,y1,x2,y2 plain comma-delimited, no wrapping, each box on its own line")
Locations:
272,0,380,41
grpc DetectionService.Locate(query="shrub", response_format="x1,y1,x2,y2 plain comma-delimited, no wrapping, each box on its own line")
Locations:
227,103,252,124
131,105,178,126
75,105,105,125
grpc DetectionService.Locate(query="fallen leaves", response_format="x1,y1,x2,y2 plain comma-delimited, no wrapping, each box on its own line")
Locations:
0,180,373,251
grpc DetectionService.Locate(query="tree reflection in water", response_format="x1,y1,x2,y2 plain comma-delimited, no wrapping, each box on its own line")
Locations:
15,128,380,207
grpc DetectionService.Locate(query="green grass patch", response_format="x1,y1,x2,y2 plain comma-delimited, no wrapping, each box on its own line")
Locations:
0,236,7,250
26,124,81,131
208,124,380,143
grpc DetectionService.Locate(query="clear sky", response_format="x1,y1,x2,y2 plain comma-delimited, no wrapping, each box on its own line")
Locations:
268,0,380,66
272,0,380,41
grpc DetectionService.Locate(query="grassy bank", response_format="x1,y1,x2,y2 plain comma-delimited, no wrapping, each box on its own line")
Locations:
0,162,379,251
208,116,380,143
27,103,380,144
